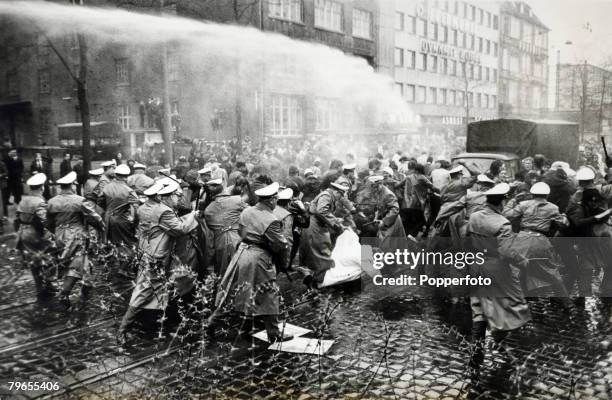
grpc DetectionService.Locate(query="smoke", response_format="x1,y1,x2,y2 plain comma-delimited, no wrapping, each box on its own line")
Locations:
0,1,417,144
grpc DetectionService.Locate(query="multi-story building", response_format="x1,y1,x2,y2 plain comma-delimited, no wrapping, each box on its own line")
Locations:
0,0,385,152
551,63,612,137
393,0,500,146
498,1,549,119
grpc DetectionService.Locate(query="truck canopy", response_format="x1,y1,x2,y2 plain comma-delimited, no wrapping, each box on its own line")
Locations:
467,118,580,167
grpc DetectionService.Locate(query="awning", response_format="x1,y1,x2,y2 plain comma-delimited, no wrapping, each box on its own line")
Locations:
58,121,122,140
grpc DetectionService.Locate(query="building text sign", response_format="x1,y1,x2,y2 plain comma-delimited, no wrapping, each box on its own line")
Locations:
420,39,481,64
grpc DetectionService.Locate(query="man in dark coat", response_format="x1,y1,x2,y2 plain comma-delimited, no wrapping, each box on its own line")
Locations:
6,149,24,205
60,153,72,178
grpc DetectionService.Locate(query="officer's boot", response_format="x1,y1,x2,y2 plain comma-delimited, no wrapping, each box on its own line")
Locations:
58,276,77,309
79,285,93,304
468,321,487,384
263,315,293,343
30,264,53,300
117,306,139,346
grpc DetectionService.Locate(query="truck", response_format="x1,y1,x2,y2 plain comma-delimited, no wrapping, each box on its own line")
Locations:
451,118,580,179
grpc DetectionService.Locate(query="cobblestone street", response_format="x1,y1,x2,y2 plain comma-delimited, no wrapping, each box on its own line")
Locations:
0,236,611,400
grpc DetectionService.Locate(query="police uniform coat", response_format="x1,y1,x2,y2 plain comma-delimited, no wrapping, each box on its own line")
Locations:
467,204,531,331
300,189,343,281
47,191,104,285
204,194,248,276
129,202,197,310
127,173,155,195
216,203,289,316
98,180,139,247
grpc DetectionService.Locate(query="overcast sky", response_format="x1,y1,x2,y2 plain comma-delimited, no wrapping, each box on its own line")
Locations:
527,0,612,66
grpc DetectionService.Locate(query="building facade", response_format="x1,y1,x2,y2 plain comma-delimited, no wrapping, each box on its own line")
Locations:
0,0,385,152
498,1,549,119
393,0,500,145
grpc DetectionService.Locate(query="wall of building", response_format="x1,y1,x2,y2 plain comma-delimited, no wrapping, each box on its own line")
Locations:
0,0,384,151
393,0,499,141
498,1,549,119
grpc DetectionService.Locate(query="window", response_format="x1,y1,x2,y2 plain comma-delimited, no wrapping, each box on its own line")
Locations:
37,34,50,58
450,60,457,76
470,5,476,20
353,9,372,39
417,86,426,103
507,81,519,105
479,9,484,24
494,42,498,56
523,23,533,43
484,94,489,108
469,63,474,79
115,59,129,85
468,91,474,107
453,1,458,14
7,72,18,97
476,93,482,108
418,53,427,71
269,0,302,22
314,0,343,31
38,69,50,94
406,50,416,69
439,88,447,105
417,18,427,37
469,34,475,50
491,95,497,108
406,16,416,34
452,29,458,46
463,2,467,18
271,94,303,135
493,15,499,29
429,55,438,72
118,104,131,130
448,89,456,105
405,84,415,102
509,16,520,38
395,83,403,96
461,32,466,48
493,68,497,82
428,22,437,40
395,11,404,30
441,26,448,43
394,48,404,67
533,86,541,109
486,39,490,54
510,55,519,73
459,62,466,77
487,11,491,27
477,65,482,80
315,98,338,132
428,87,437,104
485,67,490,81
442,57,448,74
457,90,464,106
478,37,483,53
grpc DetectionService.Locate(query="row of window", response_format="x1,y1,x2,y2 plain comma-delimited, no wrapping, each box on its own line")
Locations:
503,81,543,109
396,3,499,32
270,95,340,135
501,49,546,78
117,102,180,130
269,0,372,39
394,50,498,83
397,17,499,56
503,15,547,48
395,83,497,110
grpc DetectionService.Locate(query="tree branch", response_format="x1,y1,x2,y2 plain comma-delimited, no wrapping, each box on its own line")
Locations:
44,33,82,85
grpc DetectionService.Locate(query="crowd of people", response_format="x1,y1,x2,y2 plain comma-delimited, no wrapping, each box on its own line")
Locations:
9,135,612,385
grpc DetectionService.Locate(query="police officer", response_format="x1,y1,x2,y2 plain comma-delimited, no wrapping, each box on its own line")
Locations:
49,172,105,309
127,163,154,196
15,173,55,299
84,168,103,200
503,182,570,300
98,164,139,248
215,182,292,343
118,181,198,344
467,183,531,382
